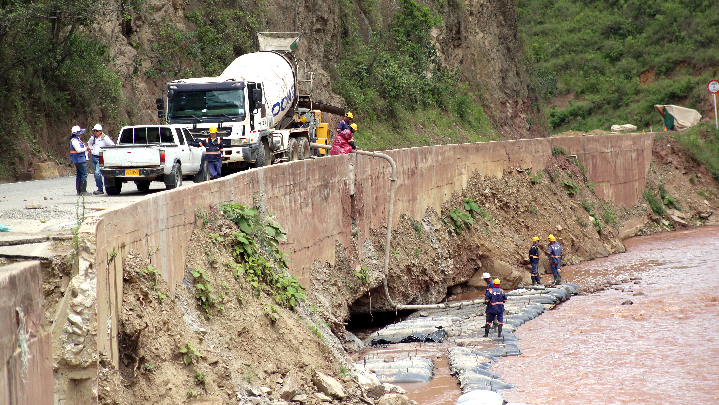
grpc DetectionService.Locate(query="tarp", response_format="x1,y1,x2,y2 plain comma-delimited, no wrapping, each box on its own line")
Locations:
654,105,701,131
257,32,302,52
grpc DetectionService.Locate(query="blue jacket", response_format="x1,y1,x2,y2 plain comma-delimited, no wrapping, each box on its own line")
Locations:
70,136,87,164
337,119,351,133
200,137,223,161
547,241,562,266
485,286,507,314
529,243,539,264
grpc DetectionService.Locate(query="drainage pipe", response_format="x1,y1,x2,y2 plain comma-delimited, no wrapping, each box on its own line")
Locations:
311,144,399,308
310,145,475,311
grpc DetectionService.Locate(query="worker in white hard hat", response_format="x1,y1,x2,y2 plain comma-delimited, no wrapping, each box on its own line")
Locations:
87,124,115,194
546,234,562,285
529,236,541,285
484,279,507,338
69,125,89,196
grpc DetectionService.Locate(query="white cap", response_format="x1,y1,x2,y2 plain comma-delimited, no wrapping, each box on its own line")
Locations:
481,272,491,279
93,124,103,131
71,125,86,135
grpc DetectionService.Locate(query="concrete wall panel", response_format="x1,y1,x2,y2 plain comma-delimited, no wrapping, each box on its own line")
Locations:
0,261,53,405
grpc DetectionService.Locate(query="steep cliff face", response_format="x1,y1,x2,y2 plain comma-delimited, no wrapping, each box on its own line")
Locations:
93,0,536,137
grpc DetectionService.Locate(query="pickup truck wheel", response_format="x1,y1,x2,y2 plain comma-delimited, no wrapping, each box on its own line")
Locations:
193,161,210,183
254,140,271,168
135,181,151,192
164,163,182,189
105,177,122,195
288,138,299,161
298,137,310,159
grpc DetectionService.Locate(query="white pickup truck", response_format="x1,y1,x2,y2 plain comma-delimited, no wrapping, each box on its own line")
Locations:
99,125,209,195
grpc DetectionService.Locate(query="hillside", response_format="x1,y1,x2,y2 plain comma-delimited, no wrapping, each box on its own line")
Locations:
518,0,719,132
0,0,541,180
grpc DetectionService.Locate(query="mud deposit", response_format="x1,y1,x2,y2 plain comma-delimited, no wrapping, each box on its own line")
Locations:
493,227,719,404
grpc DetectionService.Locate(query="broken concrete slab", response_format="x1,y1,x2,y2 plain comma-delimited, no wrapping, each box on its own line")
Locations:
0,241,55,261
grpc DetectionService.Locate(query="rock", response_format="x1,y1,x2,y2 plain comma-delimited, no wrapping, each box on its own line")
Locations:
279,373,301,400
621,300,633,305
340,330,364,352
610,124,637,132
312,372,345,399
699,211,713,219
633,292,645,296
670,215,688,226
260,386,272,395
314,392,332,402
67,313,83,329
418,310,429,317
290,394,308,403
449,285,463,295
354,365,385,399
382,383,407,394
25,202,43,209
618,216,649,240
556,224,563,231
377,393,417,405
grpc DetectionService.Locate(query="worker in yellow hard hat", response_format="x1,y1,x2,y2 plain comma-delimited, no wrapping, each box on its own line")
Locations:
198,126,223,180
330,122,357,155
484,278,507,338
337,111,353,133
546,234,562,284
529,236,541,285
290,115,308,129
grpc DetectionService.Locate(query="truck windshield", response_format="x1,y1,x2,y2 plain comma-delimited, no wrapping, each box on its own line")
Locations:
168,89,245,120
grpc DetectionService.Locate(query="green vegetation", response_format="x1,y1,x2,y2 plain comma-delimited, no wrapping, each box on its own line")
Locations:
219,202,305,311
334,0,496,149
179,343,203,365
673,123,719,180
529,171,544,184
191,268,220,317
562,180,579,196
644,190,665,215
519,0,719,132
0,0,123,176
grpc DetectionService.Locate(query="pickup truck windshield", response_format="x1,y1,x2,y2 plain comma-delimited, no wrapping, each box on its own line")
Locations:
119,127,175,144
168,89,245,120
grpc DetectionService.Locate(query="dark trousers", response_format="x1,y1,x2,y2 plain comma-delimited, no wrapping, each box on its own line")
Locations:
208,160,222,179
75,162,88,182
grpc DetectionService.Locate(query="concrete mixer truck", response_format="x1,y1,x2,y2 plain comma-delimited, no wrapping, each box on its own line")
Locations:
155,32,344,170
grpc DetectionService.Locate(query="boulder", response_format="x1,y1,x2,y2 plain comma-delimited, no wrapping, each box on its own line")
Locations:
467,259,522,289
610,124,637,132
279,372,300,400
377,393,418,405
312,371,345,399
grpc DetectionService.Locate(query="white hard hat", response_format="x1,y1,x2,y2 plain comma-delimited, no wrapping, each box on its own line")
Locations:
481,272,491,279
71,125,85,135
93,124,103,131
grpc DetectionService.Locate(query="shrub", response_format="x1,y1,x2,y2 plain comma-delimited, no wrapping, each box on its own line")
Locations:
644,190,665,215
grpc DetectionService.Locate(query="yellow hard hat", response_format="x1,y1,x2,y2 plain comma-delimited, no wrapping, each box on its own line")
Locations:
548,234,556,241
346,112,354,119
299,116,307,123
350,123,357,131
209,126,218,133
493,278,500,285
532,236,539,241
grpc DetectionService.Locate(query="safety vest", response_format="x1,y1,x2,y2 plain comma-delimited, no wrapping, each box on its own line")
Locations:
202,137,223,161
69,137,86,164
548,241,562,265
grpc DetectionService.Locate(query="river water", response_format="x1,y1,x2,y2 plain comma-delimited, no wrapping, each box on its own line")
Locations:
395,227,719,404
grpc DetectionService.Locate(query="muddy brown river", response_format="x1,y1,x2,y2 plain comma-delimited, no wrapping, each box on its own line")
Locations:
397,227,719,404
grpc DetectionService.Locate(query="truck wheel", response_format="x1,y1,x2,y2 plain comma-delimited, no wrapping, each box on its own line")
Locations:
164,163,182,189
105,177,122,195
135,181,151,192
254,140,271,168
193,161,210,183
298,137,310,159
288,138,299,161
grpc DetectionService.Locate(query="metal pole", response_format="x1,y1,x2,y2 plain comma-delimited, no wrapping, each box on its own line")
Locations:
714,93,718,130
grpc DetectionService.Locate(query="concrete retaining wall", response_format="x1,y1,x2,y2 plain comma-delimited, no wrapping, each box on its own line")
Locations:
77,132,653,367
0,261,53,405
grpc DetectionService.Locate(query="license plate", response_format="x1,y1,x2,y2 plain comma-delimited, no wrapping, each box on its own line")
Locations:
125,169,139,176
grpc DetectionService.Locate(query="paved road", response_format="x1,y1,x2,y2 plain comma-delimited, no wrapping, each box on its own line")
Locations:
0,176,194,239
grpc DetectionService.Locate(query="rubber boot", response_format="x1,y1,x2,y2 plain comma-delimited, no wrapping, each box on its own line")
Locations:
79,181,90,196
483,324,490,338
556,273,561,285
75,179,81,195
498,324,503,337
